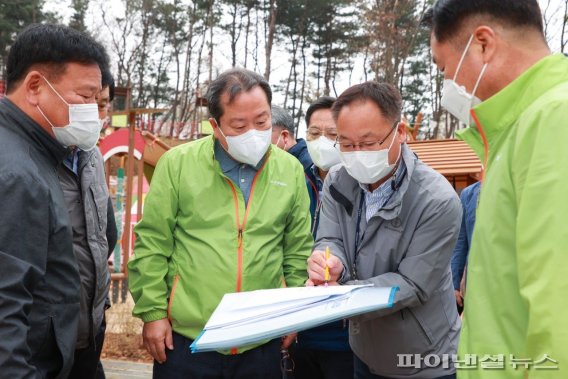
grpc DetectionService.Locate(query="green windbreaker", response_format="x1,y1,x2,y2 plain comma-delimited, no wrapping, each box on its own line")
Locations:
128,136,313,353
457,54,568,378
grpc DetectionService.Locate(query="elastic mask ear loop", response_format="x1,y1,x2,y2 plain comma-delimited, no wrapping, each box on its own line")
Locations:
215,119,229,140
215,119,235,155
36,105,56,128
41,75,70,106
389,122,401,165
471,63,488,99
453,34,475,81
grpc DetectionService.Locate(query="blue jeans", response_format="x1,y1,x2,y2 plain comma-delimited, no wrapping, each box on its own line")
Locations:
153,331,282,379
354,355,456,379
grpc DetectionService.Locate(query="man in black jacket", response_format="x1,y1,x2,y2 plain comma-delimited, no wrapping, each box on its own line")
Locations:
0,24,109,378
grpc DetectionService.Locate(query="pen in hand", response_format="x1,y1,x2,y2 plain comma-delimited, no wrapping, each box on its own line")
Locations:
324,247,330,287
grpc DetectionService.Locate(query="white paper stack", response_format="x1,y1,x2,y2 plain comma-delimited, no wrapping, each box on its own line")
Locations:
190,284,398,353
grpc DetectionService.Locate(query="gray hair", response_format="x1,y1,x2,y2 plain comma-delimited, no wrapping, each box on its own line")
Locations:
206,68,272,121
271,105,295,135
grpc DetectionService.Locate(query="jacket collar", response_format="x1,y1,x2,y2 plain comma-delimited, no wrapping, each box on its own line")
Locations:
329,143,416,220
457,53,568,162
0,97,69,165
287,138,313,171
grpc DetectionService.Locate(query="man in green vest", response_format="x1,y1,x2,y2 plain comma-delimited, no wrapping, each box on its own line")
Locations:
424,1,568,377
128,68,313,378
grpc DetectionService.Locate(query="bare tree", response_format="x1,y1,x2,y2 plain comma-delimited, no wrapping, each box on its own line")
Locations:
561,0,568,53
100,1,141,92
135,0,156,109
264,0,277,80
223,0,244,67
242,0,258,67
362,0,426,86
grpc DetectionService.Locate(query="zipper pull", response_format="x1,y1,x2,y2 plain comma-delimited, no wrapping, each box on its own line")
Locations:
238,228,243,248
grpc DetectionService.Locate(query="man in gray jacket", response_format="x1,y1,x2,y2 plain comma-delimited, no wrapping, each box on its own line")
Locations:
66,70,116,379
307,82,461,379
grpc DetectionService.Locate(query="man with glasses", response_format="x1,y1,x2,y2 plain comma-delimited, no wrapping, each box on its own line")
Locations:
270,105,318,227
307,82,462,379
128,68,313,378
304,96,341,237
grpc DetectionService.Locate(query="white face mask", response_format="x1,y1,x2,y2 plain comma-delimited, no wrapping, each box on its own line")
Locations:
339,129,399,184
218,125,272,167
441,34,488,125
37,76,101,151
307,136,341,171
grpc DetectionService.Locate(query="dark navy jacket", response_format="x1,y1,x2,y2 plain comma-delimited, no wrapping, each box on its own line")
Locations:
451,181,481,290
287,138,350,351
288,139,319,231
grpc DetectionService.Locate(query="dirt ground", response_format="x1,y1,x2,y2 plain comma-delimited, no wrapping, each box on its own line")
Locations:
102,285,152,363
101,333,152,363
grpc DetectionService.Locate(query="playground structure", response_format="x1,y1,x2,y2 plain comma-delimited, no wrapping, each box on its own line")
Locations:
99,108,172,282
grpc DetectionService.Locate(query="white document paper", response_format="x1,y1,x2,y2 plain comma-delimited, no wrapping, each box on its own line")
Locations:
191,285,398,353
206,285,370,329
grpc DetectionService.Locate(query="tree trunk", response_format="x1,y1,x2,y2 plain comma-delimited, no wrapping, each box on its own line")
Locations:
229,1,242,67
561,0,568,53
180,1,198,121
244,4,252,68
253,6,260,72
264,0,277,80
283,35,298,108
136,3,152,108
296,33,308,134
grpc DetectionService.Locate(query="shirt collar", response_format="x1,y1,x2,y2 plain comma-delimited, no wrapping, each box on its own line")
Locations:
311,164,324,183
63,148,81,175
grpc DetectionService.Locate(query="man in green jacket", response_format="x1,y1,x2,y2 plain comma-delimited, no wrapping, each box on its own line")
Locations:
424,1,568,377
128,68,313,378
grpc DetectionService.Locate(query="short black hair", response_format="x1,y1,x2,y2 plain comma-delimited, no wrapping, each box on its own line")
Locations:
6,23,109,93
305,96,336,126
332,82,401,124
422,0,544,43
271,105,295,134
207,68,272,121
102,68,115,101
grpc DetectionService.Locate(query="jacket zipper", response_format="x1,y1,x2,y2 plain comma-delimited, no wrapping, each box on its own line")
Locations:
226,160,268,355
226,158,269,294
305,173,321,236
470,109,489,180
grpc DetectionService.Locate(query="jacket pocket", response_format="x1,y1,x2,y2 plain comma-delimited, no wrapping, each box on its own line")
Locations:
89,185,108,233
28,313,55,357
404,308,433,346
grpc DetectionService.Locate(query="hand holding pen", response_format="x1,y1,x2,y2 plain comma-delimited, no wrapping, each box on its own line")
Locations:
306,247,344,286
